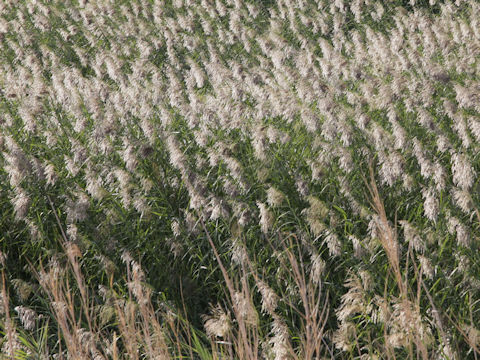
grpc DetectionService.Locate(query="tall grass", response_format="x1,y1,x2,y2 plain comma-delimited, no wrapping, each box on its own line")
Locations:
0,0,479,358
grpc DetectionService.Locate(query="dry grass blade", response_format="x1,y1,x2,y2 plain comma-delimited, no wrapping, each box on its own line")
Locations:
364,163,432,359
363,162,404,297
1,269,16,359
200,217,258,360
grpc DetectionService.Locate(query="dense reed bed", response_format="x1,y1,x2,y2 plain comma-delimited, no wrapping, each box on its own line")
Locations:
0,0,479,358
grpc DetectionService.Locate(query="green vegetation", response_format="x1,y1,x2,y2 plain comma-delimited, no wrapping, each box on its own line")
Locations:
0,0,479,358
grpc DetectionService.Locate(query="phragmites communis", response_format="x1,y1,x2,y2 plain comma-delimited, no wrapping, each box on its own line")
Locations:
1,0,479,358
202,304,231,338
